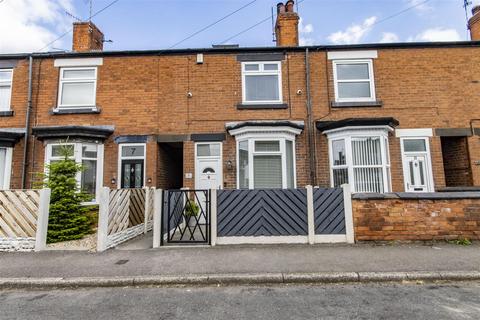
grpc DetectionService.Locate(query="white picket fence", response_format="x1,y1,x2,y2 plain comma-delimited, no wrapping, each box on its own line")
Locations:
0,189,51,252
97,187,155,251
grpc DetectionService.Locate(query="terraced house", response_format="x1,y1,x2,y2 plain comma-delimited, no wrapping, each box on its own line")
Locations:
1,1,480,203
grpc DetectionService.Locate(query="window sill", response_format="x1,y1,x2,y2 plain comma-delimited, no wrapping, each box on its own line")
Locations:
51,107,101,115
331,100,383,108
0,111,14,117
237,103,288,110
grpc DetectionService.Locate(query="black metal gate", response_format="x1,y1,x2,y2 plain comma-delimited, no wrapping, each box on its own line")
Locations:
161,189,210,245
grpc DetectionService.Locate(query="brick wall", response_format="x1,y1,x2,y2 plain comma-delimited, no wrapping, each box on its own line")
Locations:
353,194,480,241
441,137,473,187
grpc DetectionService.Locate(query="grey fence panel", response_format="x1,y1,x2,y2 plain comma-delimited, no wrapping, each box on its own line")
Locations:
313,188,346,235
217,189,308,237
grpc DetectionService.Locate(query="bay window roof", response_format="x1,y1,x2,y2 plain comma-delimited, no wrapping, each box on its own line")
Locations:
316,117,399,133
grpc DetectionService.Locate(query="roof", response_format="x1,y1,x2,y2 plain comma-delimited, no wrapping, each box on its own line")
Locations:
32,125,115,141
226,120,305,132
316,117,399,132
2,41,480,60
0,128,25,147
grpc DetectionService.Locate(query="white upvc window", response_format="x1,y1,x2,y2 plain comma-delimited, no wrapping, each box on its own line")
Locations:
45,142,104,202
241,61,282,104
400,137,434,192
0,69,13,111
0,147,13,189
333,59,375,102
237,138,295,189
57,67,97,108
328,127,391,193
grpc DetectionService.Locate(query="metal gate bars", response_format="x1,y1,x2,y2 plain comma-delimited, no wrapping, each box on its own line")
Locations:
162,189,211,245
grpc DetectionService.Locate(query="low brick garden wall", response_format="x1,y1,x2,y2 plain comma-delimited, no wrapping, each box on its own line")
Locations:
352,193,480,241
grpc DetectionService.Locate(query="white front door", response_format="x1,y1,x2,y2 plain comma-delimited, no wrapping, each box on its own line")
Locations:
404,155,429,192
195,143,223,223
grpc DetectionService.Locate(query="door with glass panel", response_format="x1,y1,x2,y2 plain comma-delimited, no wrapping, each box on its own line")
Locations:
121,160,144,189
404,155,429,192
402,138,433,192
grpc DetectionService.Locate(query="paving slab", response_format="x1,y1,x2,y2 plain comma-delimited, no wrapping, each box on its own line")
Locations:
0,243,479,280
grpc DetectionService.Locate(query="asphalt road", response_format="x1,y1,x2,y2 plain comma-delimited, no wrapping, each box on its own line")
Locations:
1,282,480,320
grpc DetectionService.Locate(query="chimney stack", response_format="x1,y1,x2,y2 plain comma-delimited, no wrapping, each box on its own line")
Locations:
72,21,104,52
469,6,480,41
275,1,300,47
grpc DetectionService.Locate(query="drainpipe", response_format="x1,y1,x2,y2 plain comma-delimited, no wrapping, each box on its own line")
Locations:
305,48,316,185
21,55,33,189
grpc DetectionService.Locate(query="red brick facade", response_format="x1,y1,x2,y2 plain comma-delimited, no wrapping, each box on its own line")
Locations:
1,44,480,193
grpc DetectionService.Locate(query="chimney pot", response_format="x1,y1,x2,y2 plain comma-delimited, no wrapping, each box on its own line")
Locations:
473,5,480,15
286,0,295,12
469,5,480,41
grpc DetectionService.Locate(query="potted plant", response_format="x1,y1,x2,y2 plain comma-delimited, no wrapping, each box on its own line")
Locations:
184,200,200,228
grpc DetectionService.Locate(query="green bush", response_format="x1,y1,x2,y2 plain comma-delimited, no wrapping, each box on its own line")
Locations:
42,144,94,243
185,200,200,217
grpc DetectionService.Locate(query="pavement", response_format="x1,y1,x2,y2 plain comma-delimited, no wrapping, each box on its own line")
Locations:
2,282,480,319
0,241,479,288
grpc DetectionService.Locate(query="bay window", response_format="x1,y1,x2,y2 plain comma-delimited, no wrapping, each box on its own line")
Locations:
58,67,97,108
0,147,12,189
242,62,282,104
328,128,391,193
46,142,104,202
237,138,295,189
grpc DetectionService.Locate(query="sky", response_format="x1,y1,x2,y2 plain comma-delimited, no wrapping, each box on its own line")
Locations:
0,0,479,54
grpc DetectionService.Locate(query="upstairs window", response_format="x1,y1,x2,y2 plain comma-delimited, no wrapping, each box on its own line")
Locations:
58,67,97,108
0,69,13,111
242,62,282,104
333,60,375,102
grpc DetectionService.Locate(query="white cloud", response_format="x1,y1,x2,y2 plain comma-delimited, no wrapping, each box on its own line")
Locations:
299,18,315,46
327,16,377,45
0,0,75,53
405,0,433,12
380,32,400,43
410,28,461,42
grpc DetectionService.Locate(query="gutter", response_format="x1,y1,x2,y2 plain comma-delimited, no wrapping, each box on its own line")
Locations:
21,56,33,189
305,48,316,185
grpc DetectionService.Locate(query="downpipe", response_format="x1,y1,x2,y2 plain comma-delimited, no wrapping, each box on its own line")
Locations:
21,55,33,189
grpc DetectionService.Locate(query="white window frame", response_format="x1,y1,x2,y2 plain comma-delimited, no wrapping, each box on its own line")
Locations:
332,59,376,103
236,136,296,189
57,67,98,109
45,142,104,203
0,147,13,189
0,69,13,111
117,143,147,189
400,137,435,192
327,126,392,193
241,61,283,105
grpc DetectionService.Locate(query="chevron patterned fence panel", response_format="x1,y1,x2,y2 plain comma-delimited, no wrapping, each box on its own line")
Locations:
217,189,308,237
313,188,346,235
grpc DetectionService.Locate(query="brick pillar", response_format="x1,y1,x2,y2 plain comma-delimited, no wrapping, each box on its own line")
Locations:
469,6,480,41
72,22,104,52
275,1,300,47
